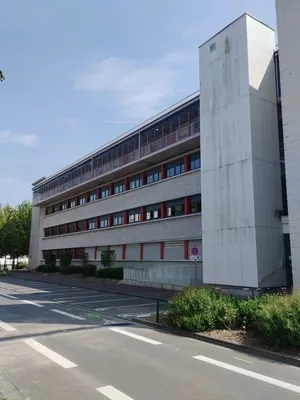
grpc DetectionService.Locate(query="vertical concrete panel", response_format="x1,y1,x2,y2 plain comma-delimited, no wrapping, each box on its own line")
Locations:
111,245,122,260
276,0,300,289
144,243,160,260
200,14,284,287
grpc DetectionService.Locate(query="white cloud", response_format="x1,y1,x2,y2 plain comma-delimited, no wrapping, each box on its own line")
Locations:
0,131,39,147
74,50,193,120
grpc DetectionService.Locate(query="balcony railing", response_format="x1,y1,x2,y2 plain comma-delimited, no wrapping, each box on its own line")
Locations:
33,118,200,205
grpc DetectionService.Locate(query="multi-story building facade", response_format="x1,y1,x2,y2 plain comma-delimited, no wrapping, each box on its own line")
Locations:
29,9,299,291
29,93,202,287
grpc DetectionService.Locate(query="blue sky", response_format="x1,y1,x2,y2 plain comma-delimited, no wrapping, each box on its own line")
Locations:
0,0,276,205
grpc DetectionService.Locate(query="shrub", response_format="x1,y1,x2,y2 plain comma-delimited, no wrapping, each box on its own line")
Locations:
59,251,72,268
59,265,82,275
101,250,116,268
96,267,123,280
168,288,238,332
36,264,59,273
237,297,262,330
15,262,28,270
251,293,300,348
45,252,56,267
0,269,8,276
36,264,46,272
81,264,97,277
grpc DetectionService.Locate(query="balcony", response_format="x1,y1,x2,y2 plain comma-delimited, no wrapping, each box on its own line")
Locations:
33,117,200,205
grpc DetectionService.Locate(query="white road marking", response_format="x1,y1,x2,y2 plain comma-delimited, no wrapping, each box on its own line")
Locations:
38,291,88,297
109,327,161,345
193,355,300,394
97,385,134,399
98,302,156,311
55,294,115,301
22,300,44,308
51,309,86,320
1,293,17,299
23,338,77,369
233,357,254,364
76,297,137,305
0,321,17,332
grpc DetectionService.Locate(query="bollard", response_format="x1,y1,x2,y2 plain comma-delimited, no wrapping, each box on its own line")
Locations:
156,296,160,323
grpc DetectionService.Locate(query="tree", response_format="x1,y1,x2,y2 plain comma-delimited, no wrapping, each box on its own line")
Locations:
0,201,32,268
101,249,116,268
0,71,5,82
0,204,14,259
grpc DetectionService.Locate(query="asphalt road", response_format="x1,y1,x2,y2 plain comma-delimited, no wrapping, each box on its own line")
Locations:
0,277,300,400
0,276,168,319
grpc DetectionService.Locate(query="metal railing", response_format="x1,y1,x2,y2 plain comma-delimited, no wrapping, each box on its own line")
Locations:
33,118,200,205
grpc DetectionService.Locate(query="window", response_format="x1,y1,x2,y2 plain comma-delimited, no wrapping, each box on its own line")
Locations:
166,159,184,178
79,195,86,205
53,204,59,213
146,168,161,184
70,198,76,208
114,182,124,194
89,191,97,202
61,201,67,211
145,204,161,221
74,248,85,260
165,198,184,217
190,153,201,170
113,213,123,226
59,225,65,235
68,223,75,233
45,206,53,216
100,216,109,228
129,175,142,190
77,220,85,232
44,228,51,237
50,226,58,236
88,218,96,230
101,186,110,198
128,208,141,223
189,195,201,213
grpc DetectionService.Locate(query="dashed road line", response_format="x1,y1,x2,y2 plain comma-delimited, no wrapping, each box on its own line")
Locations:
0,321,17,332
97,385,134,399
109,327,162,345
22,300,45,308
193,355,300,394
23,338,77,369
51,309,86,321
233,357,254,364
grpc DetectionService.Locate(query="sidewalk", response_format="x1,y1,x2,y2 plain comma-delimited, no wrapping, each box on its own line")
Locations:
10,271,175,299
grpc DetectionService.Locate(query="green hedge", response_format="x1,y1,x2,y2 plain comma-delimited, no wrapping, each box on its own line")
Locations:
168,288,238,332
81,265,97,277
96,267,123,280
36,264,59,273
168,288,300,349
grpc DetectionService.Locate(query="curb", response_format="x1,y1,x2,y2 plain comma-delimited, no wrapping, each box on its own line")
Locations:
131,317,300,368
9,273,171,301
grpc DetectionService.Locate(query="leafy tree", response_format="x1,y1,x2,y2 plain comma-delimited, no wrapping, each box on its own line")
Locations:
0,70,5,82
101,250,116,268
0,201,32,268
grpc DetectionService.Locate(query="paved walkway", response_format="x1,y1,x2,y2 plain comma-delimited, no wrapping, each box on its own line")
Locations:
11,271,175,299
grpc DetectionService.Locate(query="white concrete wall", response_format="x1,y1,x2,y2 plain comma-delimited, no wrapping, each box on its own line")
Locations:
276,0,300,289
200,14,284,287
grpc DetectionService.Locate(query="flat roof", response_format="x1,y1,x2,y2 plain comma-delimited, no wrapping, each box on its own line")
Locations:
199,12,275,48
33,91,200,189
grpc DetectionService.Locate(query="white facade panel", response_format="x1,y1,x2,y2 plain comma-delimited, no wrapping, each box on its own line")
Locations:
200,14,284,287
276,0,300,289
